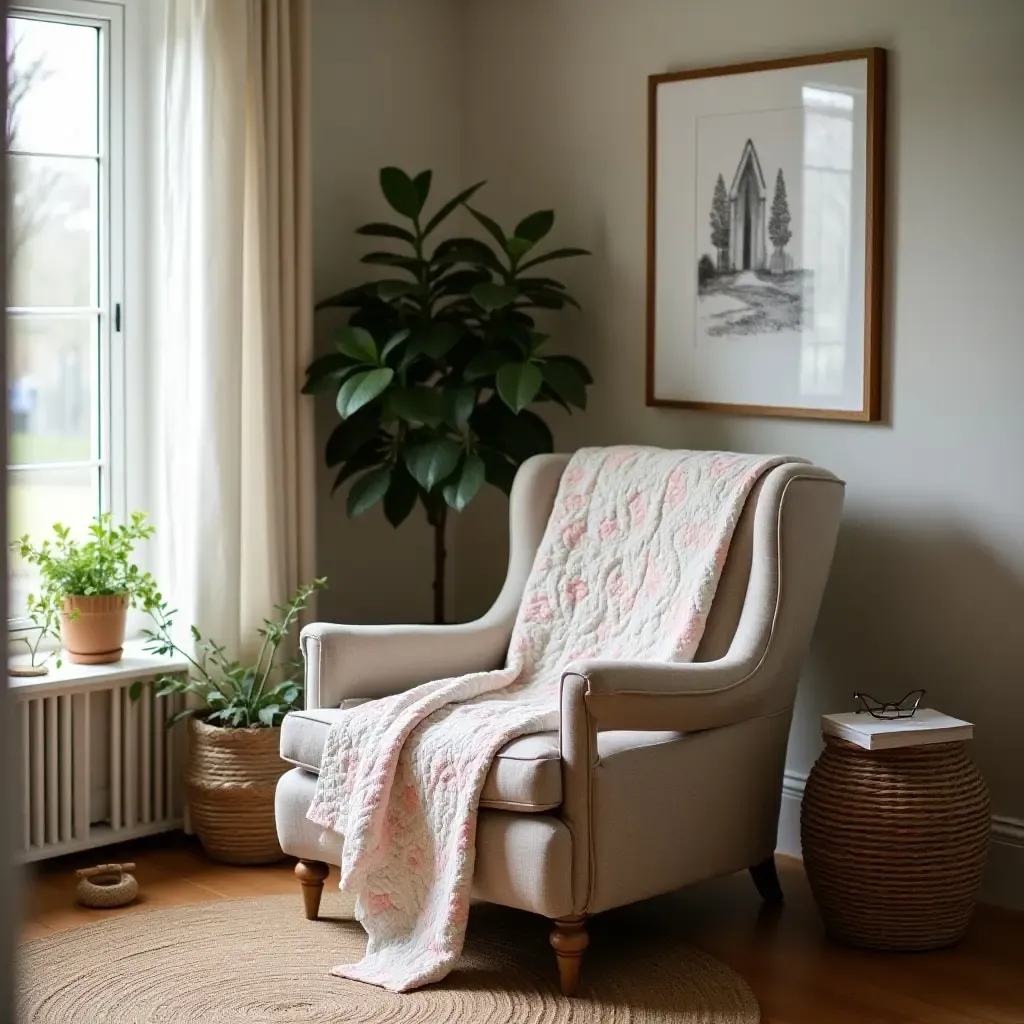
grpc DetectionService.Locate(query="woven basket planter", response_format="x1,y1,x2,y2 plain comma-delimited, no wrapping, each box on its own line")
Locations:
802,734,990,951
187,719,288,865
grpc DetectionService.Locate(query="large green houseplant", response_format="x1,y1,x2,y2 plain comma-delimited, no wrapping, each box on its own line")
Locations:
305,168,593,622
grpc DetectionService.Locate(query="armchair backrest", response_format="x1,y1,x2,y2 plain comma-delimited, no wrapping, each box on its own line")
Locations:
494,452,844,700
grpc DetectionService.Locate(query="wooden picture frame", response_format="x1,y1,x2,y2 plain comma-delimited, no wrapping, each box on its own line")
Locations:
646,48,886,421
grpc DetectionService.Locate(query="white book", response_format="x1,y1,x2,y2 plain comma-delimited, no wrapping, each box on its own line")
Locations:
822,709,973,750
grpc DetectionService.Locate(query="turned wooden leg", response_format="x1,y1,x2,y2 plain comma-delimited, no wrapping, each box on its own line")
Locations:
295,859,329,920
749,855,784,904
549,915,589,996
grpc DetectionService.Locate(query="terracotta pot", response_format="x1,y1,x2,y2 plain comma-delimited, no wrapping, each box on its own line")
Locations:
61,594,128,665
186,718,288,865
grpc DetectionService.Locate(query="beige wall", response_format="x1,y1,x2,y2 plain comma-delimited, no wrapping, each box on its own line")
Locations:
455,0,1024,843
311,0,464,624
309,0,1024,895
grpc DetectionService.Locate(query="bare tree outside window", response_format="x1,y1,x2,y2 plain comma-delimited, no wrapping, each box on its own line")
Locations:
5,14,104,613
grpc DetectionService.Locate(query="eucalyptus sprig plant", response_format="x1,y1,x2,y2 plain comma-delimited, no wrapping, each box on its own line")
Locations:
141,578,327,729
14,512,162,650
305,167,593,622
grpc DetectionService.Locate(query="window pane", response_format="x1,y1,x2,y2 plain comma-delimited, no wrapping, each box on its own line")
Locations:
8,466,100,614
9,154,98,308
6,17,99,156
8,314,97,463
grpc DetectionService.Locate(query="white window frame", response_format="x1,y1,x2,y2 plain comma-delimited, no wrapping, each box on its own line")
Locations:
7,0,150,626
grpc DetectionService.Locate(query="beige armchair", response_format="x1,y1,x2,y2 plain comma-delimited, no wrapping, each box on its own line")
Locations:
275,452,844,995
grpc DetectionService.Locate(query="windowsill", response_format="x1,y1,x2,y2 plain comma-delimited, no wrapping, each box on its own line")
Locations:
8,638,190,693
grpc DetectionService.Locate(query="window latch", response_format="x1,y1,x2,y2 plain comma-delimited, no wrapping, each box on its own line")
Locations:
115,303,122,332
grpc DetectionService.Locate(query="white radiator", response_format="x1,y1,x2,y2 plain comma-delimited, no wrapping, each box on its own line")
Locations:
11,645,191,862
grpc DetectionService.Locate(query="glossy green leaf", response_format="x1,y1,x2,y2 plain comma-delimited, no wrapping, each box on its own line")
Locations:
519,246,590,272
496,362,543,413
156,678,186,698
380,329,411,363
444,387,476,429
478,447,518,495
241,670,257,698
336,326,378,364
514,210,555,244
360,252,423,274
258,705,281,726
128,680,142,702
389,387,445,427
412,170,433,211
165,708,195,729
331,440,386,493
315,282,385,311
466,206,508,251
542,359,587,410
472,399,554,462
520,289,568,310
355,222,416,244
404,438,462,491
493,319,536,353
378,280,419,302
515,276,567,291
546,354,594,385
506,237,534,260
432,236,504,272
463,349,509,381
302,352,354,394
347,465,392,517
430,268,491,298
471,282,518,312
383,464,419,528
324,405,380,466
403,322,460,366
423,181,486,237
443,454,485,512
380,167,421,219
336,368,394,419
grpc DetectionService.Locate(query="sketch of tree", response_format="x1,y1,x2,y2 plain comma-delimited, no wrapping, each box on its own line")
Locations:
709,173,730,270
768,168,792,250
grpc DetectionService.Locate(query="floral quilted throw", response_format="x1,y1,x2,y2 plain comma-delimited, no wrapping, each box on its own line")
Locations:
308,445,787,991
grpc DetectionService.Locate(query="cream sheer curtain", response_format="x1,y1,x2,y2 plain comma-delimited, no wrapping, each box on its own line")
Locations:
155,0,315,658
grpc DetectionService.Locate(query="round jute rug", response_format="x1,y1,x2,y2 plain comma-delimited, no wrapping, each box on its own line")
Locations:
18,892,760,1023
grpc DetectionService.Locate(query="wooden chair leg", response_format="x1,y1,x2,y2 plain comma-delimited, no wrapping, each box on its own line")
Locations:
749,855,784,904
295,859,329,920
549,915,588,996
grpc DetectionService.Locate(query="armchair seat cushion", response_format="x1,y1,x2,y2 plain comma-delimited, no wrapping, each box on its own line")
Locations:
281,706,563,812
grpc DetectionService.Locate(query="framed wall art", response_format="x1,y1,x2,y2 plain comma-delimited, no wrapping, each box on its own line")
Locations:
646,48,886,421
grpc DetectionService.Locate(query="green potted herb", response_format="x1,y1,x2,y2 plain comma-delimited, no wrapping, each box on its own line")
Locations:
305,167,593,622
15,512,160,665
142,578,326,864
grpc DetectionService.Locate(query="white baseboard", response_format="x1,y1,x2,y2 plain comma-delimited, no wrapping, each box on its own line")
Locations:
778,770,1024,911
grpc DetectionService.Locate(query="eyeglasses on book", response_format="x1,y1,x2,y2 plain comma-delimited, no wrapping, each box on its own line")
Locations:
852,689,925,720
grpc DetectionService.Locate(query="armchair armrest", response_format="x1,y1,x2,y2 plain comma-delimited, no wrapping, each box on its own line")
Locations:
561,655,777,733
301,618,515,710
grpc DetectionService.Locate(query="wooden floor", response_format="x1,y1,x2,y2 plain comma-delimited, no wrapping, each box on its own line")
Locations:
20,835,1024,1023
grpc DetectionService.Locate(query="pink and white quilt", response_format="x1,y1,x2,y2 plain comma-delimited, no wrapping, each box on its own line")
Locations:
307,446,786,991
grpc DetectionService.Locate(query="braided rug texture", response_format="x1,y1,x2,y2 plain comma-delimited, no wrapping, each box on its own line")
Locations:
18,893,760,1023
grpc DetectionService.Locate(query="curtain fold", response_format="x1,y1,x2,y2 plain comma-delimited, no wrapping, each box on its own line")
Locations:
156,0,314,658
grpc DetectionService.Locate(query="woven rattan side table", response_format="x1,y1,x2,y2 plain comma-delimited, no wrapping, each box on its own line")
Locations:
801,713,990,951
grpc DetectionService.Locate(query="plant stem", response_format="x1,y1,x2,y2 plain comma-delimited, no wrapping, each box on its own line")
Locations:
433,507,447,625
147,612,232,701
250,593,303,708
